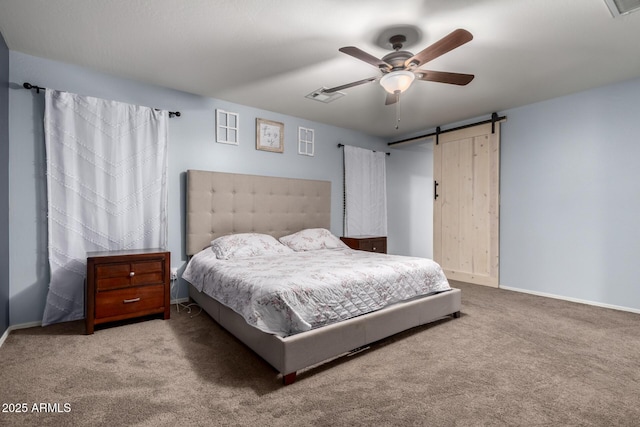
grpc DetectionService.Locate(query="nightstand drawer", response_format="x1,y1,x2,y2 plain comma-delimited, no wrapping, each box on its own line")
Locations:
96,260,164,290
358,238,386,253
340,236,387,254
95,284,165,319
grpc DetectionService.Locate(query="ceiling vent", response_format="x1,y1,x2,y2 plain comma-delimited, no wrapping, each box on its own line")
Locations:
305,88,345,103
604,0,640,17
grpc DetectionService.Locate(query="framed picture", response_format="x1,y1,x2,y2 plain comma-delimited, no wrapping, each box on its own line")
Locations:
256,118,284,153
216,109,239,145
298,127,314,156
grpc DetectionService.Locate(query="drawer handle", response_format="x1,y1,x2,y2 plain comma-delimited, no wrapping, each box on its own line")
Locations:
129,272,135,277
372,247,377,250
123,297,141,304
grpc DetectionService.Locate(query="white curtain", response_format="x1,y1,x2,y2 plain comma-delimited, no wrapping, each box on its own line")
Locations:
42,89,168,326
344,145,387,236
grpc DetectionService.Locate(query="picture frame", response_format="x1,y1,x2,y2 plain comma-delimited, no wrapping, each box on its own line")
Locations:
216,109,239,145
256,118,284,153
298,126,315,156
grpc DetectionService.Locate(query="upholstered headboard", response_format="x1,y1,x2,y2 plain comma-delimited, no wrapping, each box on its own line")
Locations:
186,170,332,255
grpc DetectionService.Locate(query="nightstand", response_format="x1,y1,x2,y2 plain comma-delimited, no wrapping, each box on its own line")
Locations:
86,248,170,334
340,236,387,254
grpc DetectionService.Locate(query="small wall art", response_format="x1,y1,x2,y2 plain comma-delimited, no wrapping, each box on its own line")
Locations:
216,109,239,145
298,127,314,156
256,118,284,153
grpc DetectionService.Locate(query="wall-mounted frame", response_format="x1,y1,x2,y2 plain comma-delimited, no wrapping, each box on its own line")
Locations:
298,127,315,156
256,118,284,153
216,109,239,145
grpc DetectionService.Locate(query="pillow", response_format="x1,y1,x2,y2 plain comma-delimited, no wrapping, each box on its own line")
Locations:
211,233,293,260
279,228,348,251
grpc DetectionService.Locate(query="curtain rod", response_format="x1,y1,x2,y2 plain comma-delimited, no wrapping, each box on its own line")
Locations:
337,143,390,156
22,82,181,118
387,112,506,146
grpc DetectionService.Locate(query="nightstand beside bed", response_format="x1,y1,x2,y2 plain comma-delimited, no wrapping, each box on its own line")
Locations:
85,248,170,334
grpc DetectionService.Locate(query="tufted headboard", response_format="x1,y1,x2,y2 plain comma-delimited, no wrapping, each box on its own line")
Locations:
186,170,332,255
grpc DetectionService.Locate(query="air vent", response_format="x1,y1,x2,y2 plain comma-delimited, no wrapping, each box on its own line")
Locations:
604,0,640,17
305,88,345,103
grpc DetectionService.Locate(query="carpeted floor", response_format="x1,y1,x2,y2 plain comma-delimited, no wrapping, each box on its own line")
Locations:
1,282,639,426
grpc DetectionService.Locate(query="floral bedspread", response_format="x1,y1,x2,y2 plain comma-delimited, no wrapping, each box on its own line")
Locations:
182,248,451,337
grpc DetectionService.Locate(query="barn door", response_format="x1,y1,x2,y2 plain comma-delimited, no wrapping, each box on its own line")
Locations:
433,122,500,287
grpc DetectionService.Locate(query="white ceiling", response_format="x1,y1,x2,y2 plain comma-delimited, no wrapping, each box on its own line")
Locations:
1,0,640,139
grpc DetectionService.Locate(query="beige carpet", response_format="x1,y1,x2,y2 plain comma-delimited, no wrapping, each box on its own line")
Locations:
1,282,639,426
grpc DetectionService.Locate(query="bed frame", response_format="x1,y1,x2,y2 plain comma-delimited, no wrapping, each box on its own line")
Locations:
186,169,461,384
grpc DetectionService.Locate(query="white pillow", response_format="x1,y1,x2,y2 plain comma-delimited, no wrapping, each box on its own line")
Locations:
211,233,293,260
279,228,348,251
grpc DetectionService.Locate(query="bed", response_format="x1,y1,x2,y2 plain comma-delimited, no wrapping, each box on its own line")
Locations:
184,170,461,384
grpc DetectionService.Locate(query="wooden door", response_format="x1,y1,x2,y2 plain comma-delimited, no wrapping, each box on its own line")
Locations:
433,122,500,287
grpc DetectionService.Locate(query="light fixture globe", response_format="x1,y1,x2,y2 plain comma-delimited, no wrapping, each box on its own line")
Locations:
380,70,415,94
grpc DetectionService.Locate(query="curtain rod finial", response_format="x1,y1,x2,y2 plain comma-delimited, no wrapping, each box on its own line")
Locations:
23,82,45,93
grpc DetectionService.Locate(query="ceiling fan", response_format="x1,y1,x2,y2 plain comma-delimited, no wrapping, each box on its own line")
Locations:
322,28,475,105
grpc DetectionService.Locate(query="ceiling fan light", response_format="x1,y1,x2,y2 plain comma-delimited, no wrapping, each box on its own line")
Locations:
380,70,415,94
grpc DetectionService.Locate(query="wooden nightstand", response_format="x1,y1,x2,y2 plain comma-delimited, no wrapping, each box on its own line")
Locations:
86,248,170,334
340,236,387,254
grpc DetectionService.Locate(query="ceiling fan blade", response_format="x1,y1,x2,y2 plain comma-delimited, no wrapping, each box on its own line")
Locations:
404,29,473,68
416,70,475,85
385,92,399,105
339,46,392,71
323,76,378,93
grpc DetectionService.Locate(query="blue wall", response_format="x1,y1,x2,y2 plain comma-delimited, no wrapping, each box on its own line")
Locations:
499,77,640,312
386,145,433,258
7,51,390,326
0,32,9,336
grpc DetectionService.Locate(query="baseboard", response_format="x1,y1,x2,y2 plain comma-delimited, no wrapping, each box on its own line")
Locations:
0,327,9,349
171,297,190,305
500,285,640,315
0,321,43,349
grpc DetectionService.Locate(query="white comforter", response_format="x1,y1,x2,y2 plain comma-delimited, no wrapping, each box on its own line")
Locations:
182,248,450,337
